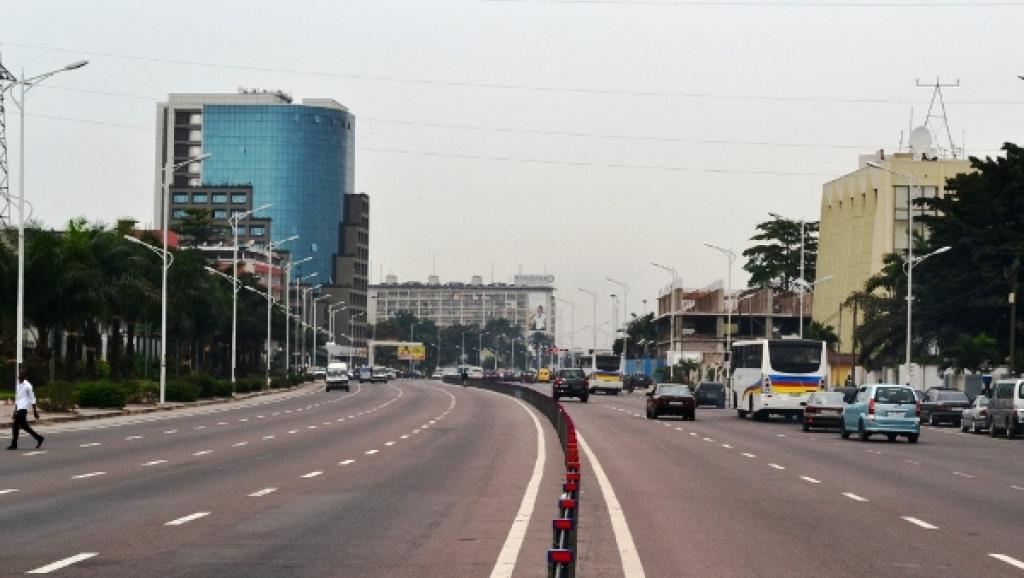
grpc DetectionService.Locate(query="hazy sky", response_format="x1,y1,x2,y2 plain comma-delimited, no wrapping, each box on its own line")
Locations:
3,0,1023,347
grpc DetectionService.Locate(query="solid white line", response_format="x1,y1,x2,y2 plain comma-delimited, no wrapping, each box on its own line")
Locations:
800,476,821,484
575,432,645,578
338,459,355,466
71,472,106,480
489,396,547,578
365,449,378,455
248,487,277,497
990,554,1024,570
0,489,19,495
301,471,323,479
769,463,785,470
142,460,167,466
165,512,210,526
27,553,99,574
902,516,938,530
842,492,869,502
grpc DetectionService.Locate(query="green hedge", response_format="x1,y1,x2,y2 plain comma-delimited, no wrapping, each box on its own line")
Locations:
213,380,234,397
165,380,200,403
77,381,128,409
123,379,159,404
38,380,78,412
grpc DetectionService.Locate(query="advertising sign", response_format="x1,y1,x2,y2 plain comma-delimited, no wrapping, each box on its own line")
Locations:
528,292,548,332
397,344,426,361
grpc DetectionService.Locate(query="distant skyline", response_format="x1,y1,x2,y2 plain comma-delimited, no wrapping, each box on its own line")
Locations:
3,0,1023,348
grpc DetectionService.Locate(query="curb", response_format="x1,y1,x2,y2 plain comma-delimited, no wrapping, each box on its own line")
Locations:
0,382,316,429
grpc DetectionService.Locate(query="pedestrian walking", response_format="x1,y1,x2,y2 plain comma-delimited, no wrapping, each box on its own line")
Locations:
8,371,44,450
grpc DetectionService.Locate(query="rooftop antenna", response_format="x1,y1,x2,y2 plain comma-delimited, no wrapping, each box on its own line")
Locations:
915,77,961,158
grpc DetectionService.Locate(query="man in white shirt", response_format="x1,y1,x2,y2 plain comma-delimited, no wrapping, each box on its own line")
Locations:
8,371,44,450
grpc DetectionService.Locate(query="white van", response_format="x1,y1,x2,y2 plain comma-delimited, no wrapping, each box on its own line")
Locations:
326,362,350,392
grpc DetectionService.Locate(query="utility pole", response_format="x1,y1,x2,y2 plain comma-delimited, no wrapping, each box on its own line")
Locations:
1009,258,1020,374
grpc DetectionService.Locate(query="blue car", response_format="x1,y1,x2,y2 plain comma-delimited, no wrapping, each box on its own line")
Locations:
840,384,920,443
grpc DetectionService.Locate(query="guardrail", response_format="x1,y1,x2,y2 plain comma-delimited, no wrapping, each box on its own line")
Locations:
443,377,579,578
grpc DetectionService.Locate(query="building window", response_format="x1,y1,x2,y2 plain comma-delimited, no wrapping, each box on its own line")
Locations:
189,113,202,125
213,209,227,219
172,193,189,203
231,193,248,204
188,129,202,141
212,193,228,204
172,209,187,218
230,209,244,217
234,227,246,236
250,226,265,236
192,193,208,203
188,178,200,187
188,162,201,174
189,146,202,157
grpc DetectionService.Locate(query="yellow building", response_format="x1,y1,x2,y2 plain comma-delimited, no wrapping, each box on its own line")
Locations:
813,151,972,365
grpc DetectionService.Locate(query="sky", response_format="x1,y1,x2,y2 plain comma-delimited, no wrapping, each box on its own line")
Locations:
2,0,1023,348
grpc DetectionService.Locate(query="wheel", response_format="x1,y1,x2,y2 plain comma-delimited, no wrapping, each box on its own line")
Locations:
552,393,560,401
858,420,870,441
908,433,919,444
886,433,897,442
960,420,969,433
580,394,589,403
990,418,999,437
802,422,810,432
972,420,982,434
689,411,696,421
1008,419,1018,440
611,390,620,396
840,418,851,439
737,409,747,418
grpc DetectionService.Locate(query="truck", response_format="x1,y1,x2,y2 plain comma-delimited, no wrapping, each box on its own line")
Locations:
326,361,350,392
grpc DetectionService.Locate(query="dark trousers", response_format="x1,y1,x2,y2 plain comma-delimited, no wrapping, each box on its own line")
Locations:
11,409,42,447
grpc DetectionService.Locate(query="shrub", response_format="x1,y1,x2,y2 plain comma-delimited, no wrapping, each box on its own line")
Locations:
270,376,285,389
165,380,200,403
189,373,218,398
287,374,302,386
38,380,78,412
77,381,128,409
123,379,159,404
213,380,234,397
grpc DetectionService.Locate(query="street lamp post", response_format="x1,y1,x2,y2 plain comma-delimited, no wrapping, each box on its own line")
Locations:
300,283,322,371
607,277,630,368
577,288,598,353
768,212,807,337
4,59,88,384
555,297,576,355
230,203,271,384
703,242,737,379
293,274,317,372
264,235,298,387
283,256,312,378
650,262,680,377
311,294,328,371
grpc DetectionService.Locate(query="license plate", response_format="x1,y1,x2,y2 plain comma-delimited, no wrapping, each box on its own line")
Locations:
887,410,906,417
669,402,683,406
822,409,840,415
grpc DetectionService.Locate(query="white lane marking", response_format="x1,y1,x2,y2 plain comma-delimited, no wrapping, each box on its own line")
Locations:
217,422,229,426
385,441,396,446
412,429,421,434
23,450,47,456
164,429,177,434
263,435,275,440
769,463,785,470
0,489,19,495
232,442,249,447
721,444,732,449
27,553,99,574
901,516,938,530
338,459,355,466
249,488,277,497
800,476,821,484
675,427,683,431
301,471,323,479
702,437,715,442
348,415,354,418
165,512,210,526
323,421,331,426
952,471,975,479
79,442,101,448
194,426,206,430
990,554,1024,571
842,492,869,502
257,415,265,419
288,430,299,434
125,435,143,440
1012,485,1024,492
239,418,249,422
307,425,317,429
365,449,379,455
905,460,920,465
193,450,213,456
489,395,546,578
71,472,106,480
142,460,167,467
575,432,645,578
689,432,697,437
741,452,756,458
400,434,410,439
337,418,345,422
777,434,786,437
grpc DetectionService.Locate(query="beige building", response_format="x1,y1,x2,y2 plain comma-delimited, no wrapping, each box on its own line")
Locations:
814,150,971,362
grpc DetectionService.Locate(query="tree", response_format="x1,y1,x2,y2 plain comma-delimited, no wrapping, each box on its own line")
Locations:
742,217,818,291
804,321,839,350
174,207,225,247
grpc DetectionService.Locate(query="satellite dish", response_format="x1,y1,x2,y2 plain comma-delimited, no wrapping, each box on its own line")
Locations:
908,125,933,153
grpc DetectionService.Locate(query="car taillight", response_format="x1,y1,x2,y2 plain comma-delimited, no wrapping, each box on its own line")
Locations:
763,376,772,394
915,401,921,418
868,398,875,415
980,409,987,417
819,377,826,390
805,406,818,414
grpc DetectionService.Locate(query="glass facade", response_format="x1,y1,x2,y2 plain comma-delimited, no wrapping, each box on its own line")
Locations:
201,104,355,282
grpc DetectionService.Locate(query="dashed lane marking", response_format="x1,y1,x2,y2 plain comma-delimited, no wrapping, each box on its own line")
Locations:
721,444,732,449
232,442,248,447
689,432,698,437
952,471,975,479
307,425,317,429
79,443,101,448
164,430,177,434
194,426,206,430
217,422,229,426
0,489,19,495
23,450,47,456
741,453,756,458
27,553,99,574
192,450,213,456
288,430,299,434
800,476,821,484
843,492,869,502
125,435,143,440
142,460,167,466
301,471,323,479
768,463,785,470
165,512,210,526
249,488,277,497
1012,485,1024,492
71,472,106,480
702,437,715,442
990,554,1024,571
901,516,938,530
339,460,355,466
263,435,275,440
400,434,410,439
365,449,379,455
385,441,396,446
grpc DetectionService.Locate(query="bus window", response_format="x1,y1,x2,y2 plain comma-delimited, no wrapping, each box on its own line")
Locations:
768,342,822,374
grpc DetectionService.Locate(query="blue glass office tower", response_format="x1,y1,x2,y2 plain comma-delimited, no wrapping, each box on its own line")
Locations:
155,92,355,283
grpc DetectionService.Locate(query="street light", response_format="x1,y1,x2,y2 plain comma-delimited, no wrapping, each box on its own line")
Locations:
311,294,329,371
3,59,89,383
300,283,322,371
293,273,318,372
703,241,737,377
607,277,630,368
577,288,599,354
555,297,576,355
229,203,271,384
264,234,298,387
650,262,680,374
283,256,312,378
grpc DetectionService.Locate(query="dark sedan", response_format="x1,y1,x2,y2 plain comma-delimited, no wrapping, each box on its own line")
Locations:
802,391,846,431
646,384,696,420
552,368,589,403
693,382,726,408
920,389,970,426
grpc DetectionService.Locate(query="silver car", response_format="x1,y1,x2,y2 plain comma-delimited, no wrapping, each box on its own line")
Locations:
960,396,990,433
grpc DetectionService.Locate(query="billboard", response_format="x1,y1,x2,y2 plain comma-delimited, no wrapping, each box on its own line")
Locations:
397,344,426,361
528,292,548,332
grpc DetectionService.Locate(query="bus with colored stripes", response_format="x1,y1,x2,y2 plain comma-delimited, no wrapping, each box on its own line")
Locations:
576,351,624,395
730,339,828,420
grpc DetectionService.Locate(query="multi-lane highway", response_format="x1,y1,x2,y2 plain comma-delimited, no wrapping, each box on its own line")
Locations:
6,379,1024,577
1,381,564,577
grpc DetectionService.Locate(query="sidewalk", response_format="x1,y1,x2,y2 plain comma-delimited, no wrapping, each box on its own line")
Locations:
0,381,318,429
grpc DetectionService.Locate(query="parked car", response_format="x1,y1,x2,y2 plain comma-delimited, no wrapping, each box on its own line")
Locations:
369,367,388,383
552,368,589,403
913,390,926,403
960,395,990,433
693,382,726,408
311,366,326,380
625,373,653,392
987,378,1024,438
520,371,536,384
802,391,846,431
840,384,920,443
920,388,970,426
431,369,444,380
646,383,696,420
325,362,350,392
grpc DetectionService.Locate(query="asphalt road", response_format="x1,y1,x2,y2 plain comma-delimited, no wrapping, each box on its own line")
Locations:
541,386,1024,577
0,380,564,577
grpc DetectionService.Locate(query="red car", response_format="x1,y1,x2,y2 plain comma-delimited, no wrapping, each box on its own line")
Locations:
646,384,696,420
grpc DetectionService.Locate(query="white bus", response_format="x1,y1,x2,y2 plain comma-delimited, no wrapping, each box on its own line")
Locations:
730,339,828,420
576,351,624,395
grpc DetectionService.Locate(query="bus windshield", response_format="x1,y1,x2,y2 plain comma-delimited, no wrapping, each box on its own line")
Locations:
595,355,620,372
768,342,822,374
